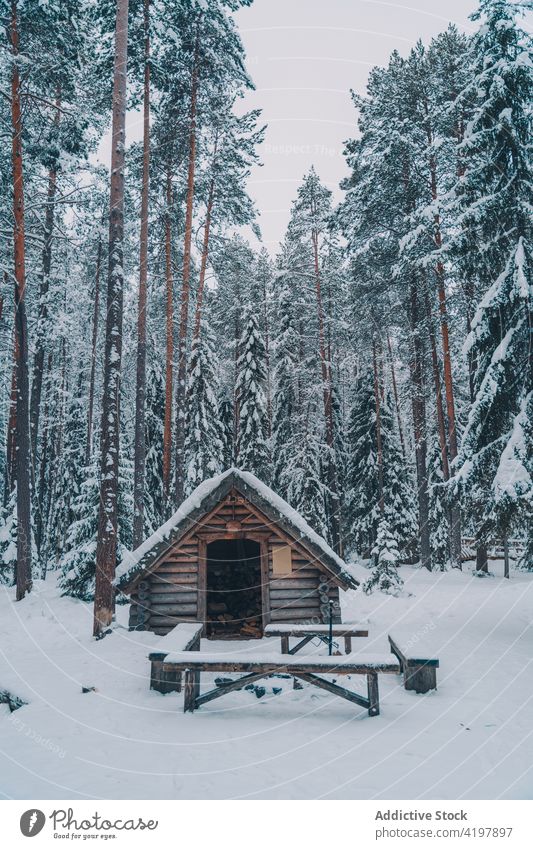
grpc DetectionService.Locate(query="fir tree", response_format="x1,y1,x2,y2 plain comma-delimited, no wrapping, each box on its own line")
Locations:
427,440,451,571
59,459,100,601
0,487,17,586
144,356,165,536
184,326,224,495
345,368,417,558
363,516,404,595
452,0,533,561
285,425,329,540
235,313,269,481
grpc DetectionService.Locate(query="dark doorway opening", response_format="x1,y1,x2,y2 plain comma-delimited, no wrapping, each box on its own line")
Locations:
206,539,262,638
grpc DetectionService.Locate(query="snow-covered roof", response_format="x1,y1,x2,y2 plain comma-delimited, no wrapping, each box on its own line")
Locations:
115,468,364,590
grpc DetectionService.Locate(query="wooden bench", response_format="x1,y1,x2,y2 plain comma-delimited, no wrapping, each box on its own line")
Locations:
158,651,399,716
388,632,439,694
149,622,203,694
264,623,368,654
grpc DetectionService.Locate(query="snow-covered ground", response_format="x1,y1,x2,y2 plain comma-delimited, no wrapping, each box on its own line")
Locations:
1,564,532,800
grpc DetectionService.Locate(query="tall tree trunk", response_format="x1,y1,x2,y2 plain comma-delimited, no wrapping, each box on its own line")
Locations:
311,225,339,552
261,264,272,440
423,285,450,481
174,32,200,504
30,91,61,469
5,330,18,505
386,332,406,461
425,114,462,568
94,0,129,637
162,165,173,499
372,337,385,515
132,0,150,550
408,280,431,571
193,176,214,342
35,353,52,560
86,236,102,464
10,0,32,600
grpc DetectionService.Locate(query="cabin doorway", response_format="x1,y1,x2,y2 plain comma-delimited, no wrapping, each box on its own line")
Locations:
206,538,263,638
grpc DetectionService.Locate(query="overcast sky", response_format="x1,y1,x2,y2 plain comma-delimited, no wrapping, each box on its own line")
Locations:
233,0,480,252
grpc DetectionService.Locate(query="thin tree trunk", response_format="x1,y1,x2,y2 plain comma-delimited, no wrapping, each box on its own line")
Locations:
132,0,150,549
408,280,431,571
5,330,18,505
35,353,52,560
423,285,450,481
372,337,385,515
10,0,32,600
386,332,406,461
94,0,129,637
425,114,462,568
162,165,173,499
311,225,339,552
193,177,214,342
30,91,61,469
262,264,272,440
86,235,102,464
174,31,200,504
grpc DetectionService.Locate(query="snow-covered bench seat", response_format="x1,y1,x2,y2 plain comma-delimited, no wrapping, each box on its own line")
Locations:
388,632,439,694
159,651,400,716
264,623,368,654
149,622,203,694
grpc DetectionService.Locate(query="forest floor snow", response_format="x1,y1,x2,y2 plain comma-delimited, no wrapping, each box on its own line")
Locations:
1,563,532,800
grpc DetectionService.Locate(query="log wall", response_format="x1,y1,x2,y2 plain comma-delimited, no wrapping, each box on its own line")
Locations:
128,492,342,635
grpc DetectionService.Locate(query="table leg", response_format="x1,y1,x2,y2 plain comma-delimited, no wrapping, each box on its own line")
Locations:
344,635,352,654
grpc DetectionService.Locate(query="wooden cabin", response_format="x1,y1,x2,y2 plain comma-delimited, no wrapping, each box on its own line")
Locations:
115,469,359,637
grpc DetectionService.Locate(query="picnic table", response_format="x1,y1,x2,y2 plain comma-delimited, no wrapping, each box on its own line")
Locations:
160,650,399,716
264,623,368,655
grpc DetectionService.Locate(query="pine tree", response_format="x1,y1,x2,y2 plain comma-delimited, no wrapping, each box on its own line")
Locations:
452,0,533,566
184,326,224,495
363,516,404,595
235,313,269,481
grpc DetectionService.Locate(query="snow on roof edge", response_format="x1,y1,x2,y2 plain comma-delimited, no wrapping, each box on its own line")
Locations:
115,468,365,588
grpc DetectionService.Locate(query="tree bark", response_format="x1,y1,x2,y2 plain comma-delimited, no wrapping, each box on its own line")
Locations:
162,165,173,499
10,0,32,600
408,281,431,571
132,0,151,550
174,31,200,505
86,236,102,464
94,0,129,637
30,91,61,469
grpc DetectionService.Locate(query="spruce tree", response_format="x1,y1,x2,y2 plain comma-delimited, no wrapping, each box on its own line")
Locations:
184,326,224,495
452,0,533,563
427,439,451,571
363,516,404,595
144,356,165,535
235,313,269,481
60,459,100,601
0,487,17,586
285,425,329,540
